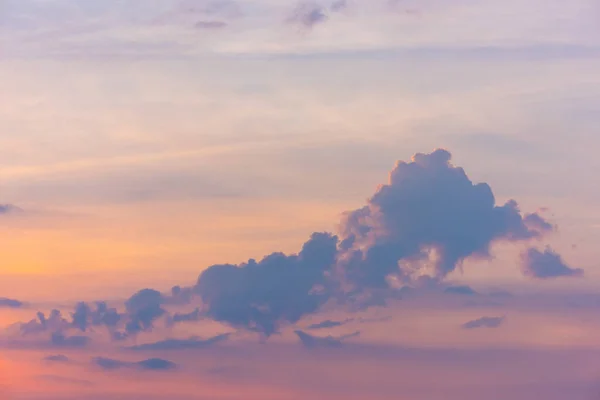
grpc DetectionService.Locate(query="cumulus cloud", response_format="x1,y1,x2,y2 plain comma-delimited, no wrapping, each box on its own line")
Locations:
338,149,552,289
12,149,563,342
295,330,360,348
287,2,328,29
92,357,176,371
20,310,70,336
195,232,338,337
71,301,121,332
128,333,231,351
123,289,166,336
462,316,505,330
521,247,583,279
188,149,556,337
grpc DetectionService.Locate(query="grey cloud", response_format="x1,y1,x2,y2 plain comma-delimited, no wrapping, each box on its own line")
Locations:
123,289,166,336
0,204,23,214
306,318,353,330
521,247,583,279
330,0,348,12
128,333,231,351
51,332,90,347
338,149,552,289
295,330,360,348
462,316,505,330
92,357,176,371
0,297,25,308
165,308,202,328
71,301,121,332
288,2,328,29
20,309,69,336
43,354,71,363
195,232,338,337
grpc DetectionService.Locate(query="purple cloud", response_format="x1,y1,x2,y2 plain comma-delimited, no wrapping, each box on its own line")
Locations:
521,247,583,279
338,149,552,288
462,316,505,330
288,2,328,29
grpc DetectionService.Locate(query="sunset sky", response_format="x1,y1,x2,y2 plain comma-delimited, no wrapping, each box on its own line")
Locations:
1,1,600,399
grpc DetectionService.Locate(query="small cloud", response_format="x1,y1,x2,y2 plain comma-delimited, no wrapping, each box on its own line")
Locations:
444,286,478,296
195,20,228,29
51,332,90,348
128,333,230,351
93,357,176,371
357,316,392,324
521,247,584,279
136,358,177,371
0,204,23,215
295,330,360,348
165,308,202,328
287,2,328,29
523,213,554,234
306,318,353,330
330,0,348,12
0,298,25,308
462,316,505,330
43,354,71,363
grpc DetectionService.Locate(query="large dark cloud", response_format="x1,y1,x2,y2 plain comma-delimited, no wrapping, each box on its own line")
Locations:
195,232,338,337
12,149,564,342
338,149,553,288
189,149,557,337
521,247,583,279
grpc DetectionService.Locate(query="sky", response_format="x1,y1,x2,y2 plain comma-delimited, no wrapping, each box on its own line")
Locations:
1,0,600,399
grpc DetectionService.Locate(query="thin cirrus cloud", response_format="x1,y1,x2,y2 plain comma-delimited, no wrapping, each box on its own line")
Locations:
92,356,177,371
461,316,505,330
9,149,576,345
295,330,360,348
3,0,598,58
287,2,329,29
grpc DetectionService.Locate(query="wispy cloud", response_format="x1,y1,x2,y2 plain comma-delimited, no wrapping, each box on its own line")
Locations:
462,316,505,330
